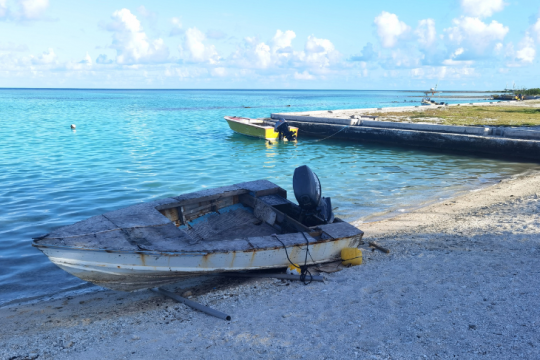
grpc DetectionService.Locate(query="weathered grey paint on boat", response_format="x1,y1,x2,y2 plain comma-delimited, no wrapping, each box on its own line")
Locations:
33,180,364,291
37,235,359,291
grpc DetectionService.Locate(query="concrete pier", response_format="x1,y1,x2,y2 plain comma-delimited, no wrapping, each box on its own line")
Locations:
271,103,540,160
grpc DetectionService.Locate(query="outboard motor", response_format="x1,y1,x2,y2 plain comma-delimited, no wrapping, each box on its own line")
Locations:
274,118,297,141
293,165,334,225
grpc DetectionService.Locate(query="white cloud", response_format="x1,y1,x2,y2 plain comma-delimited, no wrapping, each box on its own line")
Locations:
410,65,476,79
460,0,506,19
374,11,410,48
532,17,540,43
301,35,340,69
0,0,8,18
381,48,421,69
305,35,333,54
228,30,298,69
211,67,227,77
445,17,509,55
253,42,271,68
80,52,92,65
19,0,49,19
505,34,536,67
272,30,296,52
96,54,113,64
64,52,94,70
443,47,474,66
0,0,49,20
294,70,314,80
183,27,220,64
137,5,156,20
170,17,183,36
416,19,437,48
351,43,376,62
164,66,208,80
214,30,339,78
108,8,169,64
0,46,97,74
515,35,536,64
31,48,56,65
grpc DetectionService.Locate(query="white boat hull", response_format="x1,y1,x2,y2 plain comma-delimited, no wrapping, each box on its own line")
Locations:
40,235,361,291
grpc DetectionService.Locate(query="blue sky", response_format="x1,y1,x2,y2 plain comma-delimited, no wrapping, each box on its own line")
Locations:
0,0,539,89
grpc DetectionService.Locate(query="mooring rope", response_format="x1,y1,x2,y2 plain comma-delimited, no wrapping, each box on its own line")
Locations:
300,125,351,143
272,233,313,285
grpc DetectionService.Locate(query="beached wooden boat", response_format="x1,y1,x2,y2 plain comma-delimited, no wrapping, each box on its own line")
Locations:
33,172,363,292
224,116,298,141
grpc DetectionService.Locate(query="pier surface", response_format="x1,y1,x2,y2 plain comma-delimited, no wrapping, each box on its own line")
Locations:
272,100,540,160
274,99,540,122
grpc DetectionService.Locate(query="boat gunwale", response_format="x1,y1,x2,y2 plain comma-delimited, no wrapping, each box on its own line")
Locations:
225,116,298,131
224,116,274,130
32,231,361,256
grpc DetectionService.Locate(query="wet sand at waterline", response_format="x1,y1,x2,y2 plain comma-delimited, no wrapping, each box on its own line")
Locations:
2,172,539,359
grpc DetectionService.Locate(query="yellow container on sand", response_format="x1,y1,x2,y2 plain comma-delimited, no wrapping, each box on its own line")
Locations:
341,248,362,266
286,264,301,275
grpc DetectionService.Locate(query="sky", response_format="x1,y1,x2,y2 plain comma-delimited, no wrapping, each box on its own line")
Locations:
0,0,539,90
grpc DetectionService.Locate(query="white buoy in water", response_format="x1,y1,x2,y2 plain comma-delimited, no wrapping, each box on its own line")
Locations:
71,124,76,130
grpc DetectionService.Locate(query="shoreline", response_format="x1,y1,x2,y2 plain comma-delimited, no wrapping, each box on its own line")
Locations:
357,168,540,224
2,168,532,309
353,169,540,234
2,172,540,359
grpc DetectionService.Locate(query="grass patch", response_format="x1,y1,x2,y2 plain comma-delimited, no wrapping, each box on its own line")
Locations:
521,88,540,96
369,105,540,127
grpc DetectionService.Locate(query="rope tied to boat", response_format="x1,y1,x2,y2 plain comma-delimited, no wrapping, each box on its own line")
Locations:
300,125,351,143
272,233,313,285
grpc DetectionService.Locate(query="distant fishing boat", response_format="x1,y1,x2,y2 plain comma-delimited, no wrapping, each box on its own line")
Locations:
421,98,446,106
421,98,433,106
421,85,446,106
33,166,363,292
224,116,298,141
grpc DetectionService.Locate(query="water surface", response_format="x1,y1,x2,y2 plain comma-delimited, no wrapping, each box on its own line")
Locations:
0,89,536,305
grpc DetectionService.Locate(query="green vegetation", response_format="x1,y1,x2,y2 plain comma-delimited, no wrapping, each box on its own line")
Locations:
370,103,540,127
520,88,540,96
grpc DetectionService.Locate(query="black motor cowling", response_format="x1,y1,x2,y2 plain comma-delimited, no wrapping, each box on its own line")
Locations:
275,118,297,141
293,165,334,224
293,165,321,209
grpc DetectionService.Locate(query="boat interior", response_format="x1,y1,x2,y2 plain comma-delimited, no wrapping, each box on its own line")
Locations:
34,180,361,253
158,190,341,245
226,116,276,128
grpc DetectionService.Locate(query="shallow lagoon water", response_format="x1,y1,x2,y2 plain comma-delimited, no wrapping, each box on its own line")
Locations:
0,89,537,305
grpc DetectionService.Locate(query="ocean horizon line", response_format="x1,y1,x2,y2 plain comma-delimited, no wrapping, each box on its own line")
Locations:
0,87,502,93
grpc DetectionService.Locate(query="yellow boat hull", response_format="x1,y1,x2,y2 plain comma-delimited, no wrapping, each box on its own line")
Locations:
225,116,298,141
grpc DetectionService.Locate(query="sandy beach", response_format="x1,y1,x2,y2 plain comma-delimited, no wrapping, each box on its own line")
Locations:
2,172,540,360
284,99,540,119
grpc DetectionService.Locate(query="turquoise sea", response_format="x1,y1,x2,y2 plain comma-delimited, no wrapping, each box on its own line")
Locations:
0,89,537,306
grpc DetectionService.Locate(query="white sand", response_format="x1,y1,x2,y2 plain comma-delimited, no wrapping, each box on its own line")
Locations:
2,173,540,359
277,99,540,120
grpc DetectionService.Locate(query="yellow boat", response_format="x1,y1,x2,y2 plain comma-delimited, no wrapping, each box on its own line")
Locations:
224,116,298,141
